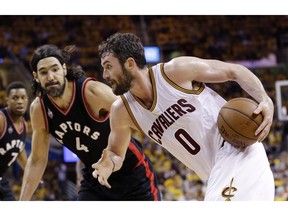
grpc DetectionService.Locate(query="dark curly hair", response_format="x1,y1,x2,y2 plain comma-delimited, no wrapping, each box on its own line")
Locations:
98,32,147,69
6,81,27,96
30,44,84,96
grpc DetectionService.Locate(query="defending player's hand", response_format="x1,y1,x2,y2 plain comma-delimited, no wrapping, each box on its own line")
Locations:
91,149,114,189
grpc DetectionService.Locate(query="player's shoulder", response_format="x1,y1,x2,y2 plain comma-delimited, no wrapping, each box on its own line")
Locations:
110,97,135,127
164,56,200,69
29,97,47,129
30,96,41,108
110,97,129,120
85,79,112,93
0,109,6,130
30,97,43,114
111,97,125,111
0,108,5,116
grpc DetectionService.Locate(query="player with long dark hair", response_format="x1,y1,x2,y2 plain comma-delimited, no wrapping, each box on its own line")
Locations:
20,44,160,201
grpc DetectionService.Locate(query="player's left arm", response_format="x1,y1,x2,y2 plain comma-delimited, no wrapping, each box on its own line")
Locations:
164,56,273,142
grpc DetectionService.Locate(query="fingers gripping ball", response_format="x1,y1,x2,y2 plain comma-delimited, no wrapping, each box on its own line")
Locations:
217,97,263,148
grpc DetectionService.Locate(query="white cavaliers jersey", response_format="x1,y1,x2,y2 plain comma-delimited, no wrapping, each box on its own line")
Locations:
121,63,227,180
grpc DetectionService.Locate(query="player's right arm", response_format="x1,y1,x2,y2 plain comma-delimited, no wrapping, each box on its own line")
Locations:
91,98,134,188
164,56,273,142
19,98,51,200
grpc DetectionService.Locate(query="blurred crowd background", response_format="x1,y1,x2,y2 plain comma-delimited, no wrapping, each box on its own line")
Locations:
1,15,288,201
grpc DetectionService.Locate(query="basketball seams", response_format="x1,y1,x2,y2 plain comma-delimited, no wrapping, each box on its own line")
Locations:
229,97,258,105
217,97,263,148
221,107,261,126
218,112,257,141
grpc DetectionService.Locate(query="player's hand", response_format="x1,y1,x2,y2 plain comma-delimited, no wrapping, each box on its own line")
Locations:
91,149,114,189
254,97,274,142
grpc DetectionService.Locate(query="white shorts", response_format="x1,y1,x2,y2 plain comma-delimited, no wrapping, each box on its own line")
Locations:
204,141,275,201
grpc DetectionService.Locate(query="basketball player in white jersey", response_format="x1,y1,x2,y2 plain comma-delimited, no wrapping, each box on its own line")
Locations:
92,32,275,201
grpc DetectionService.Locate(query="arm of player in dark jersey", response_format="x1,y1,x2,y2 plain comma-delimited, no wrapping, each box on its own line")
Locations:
92,99,132,188
19,98,51,200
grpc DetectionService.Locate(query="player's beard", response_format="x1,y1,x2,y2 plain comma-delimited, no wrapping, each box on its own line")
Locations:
45,78,66,98
113,67,133,95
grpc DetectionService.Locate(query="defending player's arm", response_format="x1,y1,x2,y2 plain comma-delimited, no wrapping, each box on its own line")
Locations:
19,98,51,200
164,56,274,142
91,99,132,188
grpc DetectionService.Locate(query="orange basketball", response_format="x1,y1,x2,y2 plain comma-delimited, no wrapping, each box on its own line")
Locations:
217,97,263,148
